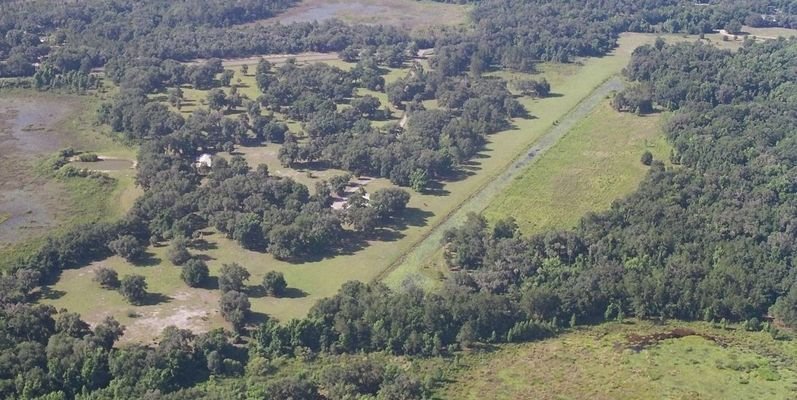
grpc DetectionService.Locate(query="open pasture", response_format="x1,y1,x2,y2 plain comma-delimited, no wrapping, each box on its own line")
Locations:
484,101,669,235
437,320,797,400
265,0,471,30
383,33,674,289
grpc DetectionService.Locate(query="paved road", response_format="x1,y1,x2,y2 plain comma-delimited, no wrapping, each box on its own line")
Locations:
378,76,626,283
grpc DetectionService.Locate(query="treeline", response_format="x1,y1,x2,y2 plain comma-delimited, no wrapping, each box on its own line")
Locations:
4,0,797,81
442,38,797,327
3,278,437,400
254,280,557,359
427,0,797,74
0,0,408,77
0,302,428,400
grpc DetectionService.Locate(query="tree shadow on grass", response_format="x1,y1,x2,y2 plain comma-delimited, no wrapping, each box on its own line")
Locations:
387,207,434,230
204,276,220,291
191,238,218,251
140,292,172,306
193,254,216,262
34,286,66,301
247,285,267,298
247,311,271,326
282,287,308,298
424,181,451,197
443,167,477,183
293,160,333,172
370,227,405,242
132,252,161,267
248,285,308,299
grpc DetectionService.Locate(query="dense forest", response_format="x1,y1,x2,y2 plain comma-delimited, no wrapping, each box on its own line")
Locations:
441,37,797,325
1,0,796,399
2,0,796,78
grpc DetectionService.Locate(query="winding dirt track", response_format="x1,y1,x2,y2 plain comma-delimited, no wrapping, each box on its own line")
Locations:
376,76,626,282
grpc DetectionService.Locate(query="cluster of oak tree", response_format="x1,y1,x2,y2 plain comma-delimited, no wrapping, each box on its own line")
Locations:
273,60,525,189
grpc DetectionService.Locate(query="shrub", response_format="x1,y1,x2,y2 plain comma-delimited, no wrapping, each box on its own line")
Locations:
58,147,76,158
119,275,147,305
744,317,762,331
108,235,145,262
181,258,209,288
93,267,119,289
167,237,192,265
262,271,287,297
78,153,100,162
640,150,653,166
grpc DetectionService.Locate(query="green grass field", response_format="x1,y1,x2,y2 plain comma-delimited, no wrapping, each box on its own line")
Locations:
484,101,669,234
435,321,797,400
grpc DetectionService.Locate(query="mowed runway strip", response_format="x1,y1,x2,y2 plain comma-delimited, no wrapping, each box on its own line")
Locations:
380,77,625,286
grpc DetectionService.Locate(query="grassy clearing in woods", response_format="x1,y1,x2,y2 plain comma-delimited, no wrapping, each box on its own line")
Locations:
484,100,669,235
